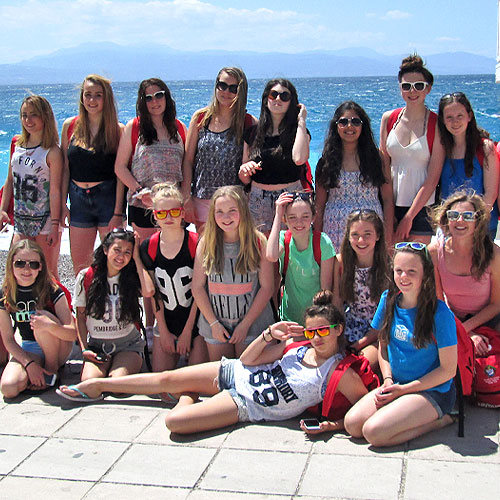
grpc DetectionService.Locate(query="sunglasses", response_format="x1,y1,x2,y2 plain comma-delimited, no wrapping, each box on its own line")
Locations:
446,210,478,222
268,90,291,102
337,117,363,127
350,208,377,217
290,191,314,202
400,81,429,92
153,208,182,219
442,92,466,100
216,81,238,94
394,241,427,251
14,260,41,270
304,324,339,340
144,90,166,102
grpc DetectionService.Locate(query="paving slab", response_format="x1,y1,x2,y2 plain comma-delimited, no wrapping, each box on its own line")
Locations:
0,476,93,499
0,435,45,474
84,482,189,499
188,492,290,499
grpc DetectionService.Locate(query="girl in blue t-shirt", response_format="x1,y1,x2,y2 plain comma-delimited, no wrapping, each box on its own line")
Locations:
266,191,335,324
344,242,457,447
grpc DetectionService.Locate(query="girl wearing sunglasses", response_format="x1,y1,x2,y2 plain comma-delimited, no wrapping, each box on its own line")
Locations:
57,291,368,436
344,242,458,447
60,75,123,276
182,67,256,230
0,240,76,398
239,78,310,234
63,229,154,390
380,54,446,244
0,95,63,279
315,101,393,250
139,183,208,374
429,191,500,357
437,92,499,239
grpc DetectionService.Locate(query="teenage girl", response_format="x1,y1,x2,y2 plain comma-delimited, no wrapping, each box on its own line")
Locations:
380,54,446,244
192,185,276,361
0,96,63,278
72,229,155,382
57,291,368,435
429,191,500,356
140,182,208,372
0,240,76,398
315,101,394,250
437,92,499,239
60,74,123,275
181,67,256,228
239,78,310,234
333,210,389,367
344,243,457,447
266,191,335,324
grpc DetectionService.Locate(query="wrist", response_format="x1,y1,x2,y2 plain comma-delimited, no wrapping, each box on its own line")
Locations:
262,327,273,342
24,359,35,370
209,319,220,328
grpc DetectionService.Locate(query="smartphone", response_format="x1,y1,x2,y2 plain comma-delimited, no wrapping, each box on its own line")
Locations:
94,352,109,363
302,418,321,431
44,373,57,387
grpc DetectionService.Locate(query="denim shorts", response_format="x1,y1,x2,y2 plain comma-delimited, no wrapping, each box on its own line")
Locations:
421,382,456,419
395,205,434,236
218,357,249,421
21,340,45,360
69,179,116,228
128,205,155,229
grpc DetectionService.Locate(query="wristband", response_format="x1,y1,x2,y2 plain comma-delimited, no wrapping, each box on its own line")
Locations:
113,213,123,217
24,360,35,370
262,328,273,343
133,185,142,195
82,349,91,353
383,376,393,381
209,320,219,327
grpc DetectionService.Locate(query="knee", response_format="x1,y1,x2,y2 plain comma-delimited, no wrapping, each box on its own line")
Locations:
361,420,388,447
1,380,21,399
344,409,365,439
165,409,188,434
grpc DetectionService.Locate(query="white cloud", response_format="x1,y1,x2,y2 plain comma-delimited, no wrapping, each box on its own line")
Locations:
436,36,460,42
382,10,412,20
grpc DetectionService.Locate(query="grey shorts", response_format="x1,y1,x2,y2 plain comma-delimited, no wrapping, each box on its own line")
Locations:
421,382,456,419
218,357,249,422
88,328,145,357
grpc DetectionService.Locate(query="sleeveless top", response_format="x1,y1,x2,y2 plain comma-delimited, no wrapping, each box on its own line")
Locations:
233,345,343,422
436,237,491,318
11,144,51,236
192,126,244,199
67,143,116,183
128,137,184,208
387,112,435,207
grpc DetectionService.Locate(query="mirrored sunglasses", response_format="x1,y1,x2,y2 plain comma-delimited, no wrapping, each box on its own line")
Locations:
14,260,41,270
154,208,182,219
394,241,427,251
337,117,363,127
446,210,478,222
303,324,339,340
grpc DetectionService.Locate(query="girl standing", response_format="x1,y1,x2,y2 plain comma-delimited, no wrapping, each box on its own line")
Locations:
181,67,255,229
380,54,445,244
266,191,335,324
344,243,457,447
140,183,208,372
61,75,123,275
239,79,310,234
437,92,499,239
73,229,155,382
0,96,63,278
192,186,275,361
333,210,388,367
315,101,393,250
0,240,75,398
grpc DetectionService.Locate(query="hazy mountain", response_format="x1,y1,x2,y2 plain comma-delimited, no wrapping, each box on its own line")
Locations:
0,43,494,84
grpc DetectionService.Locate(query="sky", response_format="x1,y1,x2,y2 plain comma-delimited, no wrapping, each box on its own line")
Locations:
0,0,497,64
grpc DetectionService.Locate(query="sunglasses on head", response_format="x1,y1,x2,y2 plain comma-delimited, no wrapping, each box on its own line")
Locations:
303,324,339,340
446,210,478,222
154,208,182,219
394,241,427,251
144,90,166,102
268,90,291,102
350,208,377,217
337,117,363,127
290,191,314,202
442,92,466,100
14,260,41,270
216,81,238,94
400,81,429,92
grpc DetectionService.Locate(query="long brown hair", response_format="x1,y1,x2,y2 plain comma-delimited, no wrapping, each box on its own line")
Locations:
18,95,59,149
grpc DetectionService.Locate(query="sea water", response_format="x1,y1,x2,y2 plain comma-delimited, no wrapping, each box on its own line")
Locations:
0,74,499,182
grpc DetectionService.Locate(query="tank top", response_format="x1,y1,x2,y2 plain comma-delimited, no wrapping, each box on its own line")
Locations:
387,113,435,207
436,237,491,318
67,143,116,182
233,346,342,422
11,144,51,236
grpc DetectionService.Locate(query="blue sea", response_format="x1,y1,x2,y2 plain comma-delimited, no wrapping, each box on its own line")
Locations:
0,75,499,182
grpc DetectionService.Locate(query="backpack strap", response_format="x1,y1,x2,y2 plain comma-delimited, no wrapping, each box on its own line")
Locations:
386,108,403,136
476,137,486,167
66,116,79,142
320,354,356,417
244,113,253,130
282,230,293,279
312,230,322,267
83,267,95,296
147,231,161,262
187,230,199,259
130,117,140,157
426,110,437,153
175,119,186,145
10,135,17,155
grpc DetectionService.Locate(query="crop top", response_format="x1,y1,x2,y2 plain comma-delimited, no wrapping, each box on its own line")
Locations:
67,143,117,183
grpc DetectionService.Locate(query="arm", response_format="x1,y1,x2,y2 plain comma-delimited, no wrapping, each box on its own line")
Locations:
481,139,499,209
30,295,76,342
0,151,14,229
180,114,199,201
313,182,328,232
428,241,445,301
238,141,261,185
133,233,155,298
46,145,64,246
292,104,310,165
176,299,198,357
60,118,74,228
379,153,395,248
332,255,343,310
320,256,334,292
107,123,126,231
153,298,177,354
351,328,379,352
266,192,291,262
114,119,141,193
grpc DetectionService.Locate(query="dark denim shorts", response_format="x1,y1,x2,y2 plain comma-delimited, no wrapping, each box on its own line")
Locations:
395,205,434,236
421,382,456,419
69,180,116,228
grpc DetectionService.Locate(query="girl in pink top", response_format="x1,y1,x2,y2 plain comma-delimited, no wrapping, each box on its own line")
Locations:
429,191,500,357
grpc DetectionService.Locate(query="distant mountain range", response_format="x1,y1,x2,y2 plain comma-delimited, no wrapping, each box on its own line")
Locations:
0,43,495,84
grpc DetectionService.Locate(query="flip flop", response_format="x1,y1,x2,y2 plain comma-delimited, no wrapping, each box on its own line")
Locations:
56,385,104,403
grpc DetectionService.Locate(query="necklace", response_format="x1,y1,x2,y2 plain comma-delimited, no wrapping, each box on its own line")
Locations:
23,144,40,157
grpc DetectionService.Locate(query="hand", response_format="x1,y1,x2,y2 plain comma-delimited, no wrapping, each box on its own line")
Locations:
140,192,153,209
229,321,249,344
46,224,59,247
61,205,70,228
176,331,191,356
25,360,50,388
239,161,262,180
267,321,304,342
160,331,177,354
297,103,307,122
394,215,412,242
212,322,230,343
183,196,195,224
132,231,142,260
82,349,108,365
300,419,333,435
471,333,491,357
107,214,124,233
0,210,10,230
374,383,404,409
30,313,55,335
275,192,294,217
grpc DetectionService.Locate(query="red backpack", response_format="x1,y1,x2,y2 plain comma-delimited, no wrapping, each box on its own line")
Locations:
472,326,500,408
146,230,198,262
282,229,322,279
0,136,19,226
284,341,379,420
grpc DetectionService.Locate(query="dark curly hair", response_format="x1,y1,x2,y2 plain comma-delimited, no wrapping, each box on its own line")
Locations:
83,229,142,325
398,53,434,85
136,78,179,146
315,101,386,190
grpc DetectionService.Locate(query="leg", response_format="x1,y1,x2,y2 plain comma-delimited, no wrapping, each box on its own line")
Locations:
344,387,380,438
206,342,235,362
108,351,143,377
70,226,98,275
152,336,179,372
235,342,250,358
0,358,31,398
35,232,61,281
81,358,112,381
188,336,209,366
165,389,239,434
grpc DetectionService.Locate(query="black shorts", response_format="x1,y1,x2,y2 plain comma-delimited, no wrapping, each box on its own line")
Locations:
128,205,155,229
395,205,433,236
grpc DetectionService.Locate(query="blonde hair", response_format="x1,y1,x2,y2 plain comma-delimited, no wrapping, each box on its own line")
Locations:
202,185,263,275
72,74,121,153
151,182,184,208
194,67,249,144
18,95,59,149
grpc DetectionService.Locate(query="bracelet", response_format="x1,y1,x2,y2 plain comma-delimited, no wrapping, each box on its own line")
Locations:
262,328,273,343
24,360,35,370
82,349,91,353
209,320,219,327
113,213,123,217
51,221,60,225
133,185,142,195
383,376,393,381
